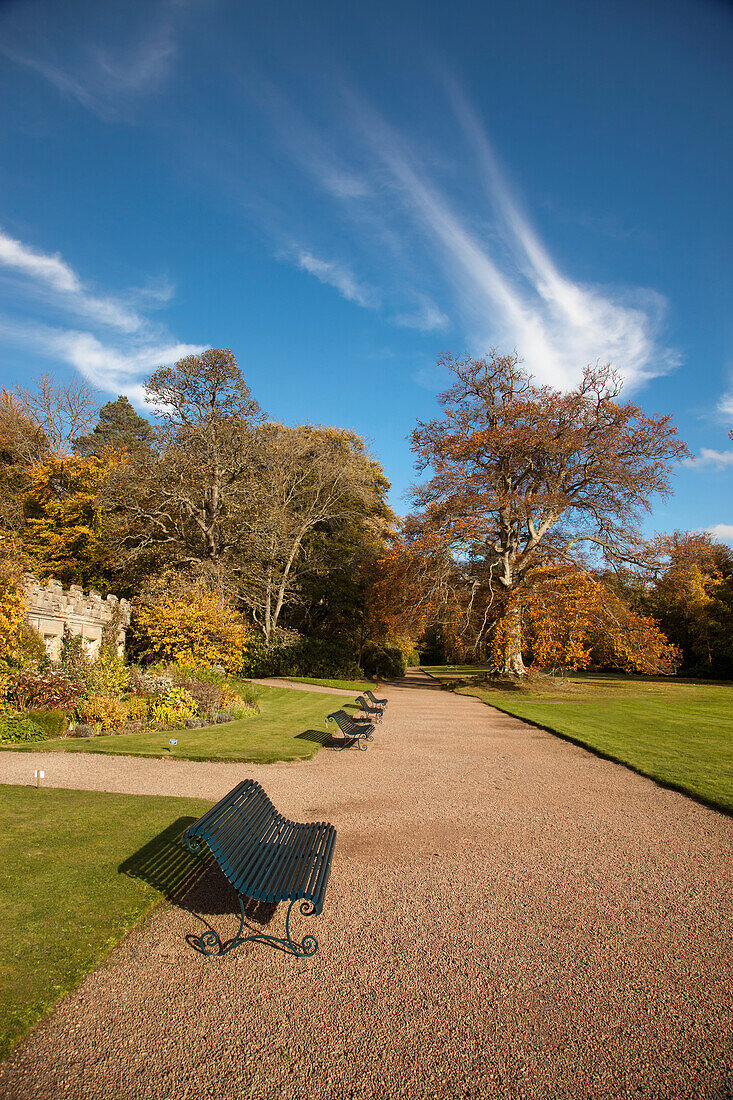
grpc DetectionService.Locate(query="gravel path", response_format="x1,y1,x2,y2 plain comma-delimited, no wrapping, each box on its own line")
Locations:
1,670,732,1099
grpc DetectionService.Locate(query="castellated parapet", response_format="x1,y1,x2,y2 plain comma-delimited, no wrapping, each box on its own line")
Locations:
23,576,131,662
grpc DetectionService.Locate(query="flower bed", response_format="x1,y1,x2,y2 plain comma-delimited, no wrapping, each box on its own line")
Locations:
0,644,259,744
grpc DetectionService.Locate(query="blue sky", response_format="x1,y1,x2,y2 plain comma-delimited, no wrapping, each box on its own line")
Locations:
0,0,731,539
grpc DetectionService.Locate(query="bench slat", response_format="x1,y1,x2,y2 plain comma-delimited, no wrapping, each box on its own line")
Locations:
183,780,337,941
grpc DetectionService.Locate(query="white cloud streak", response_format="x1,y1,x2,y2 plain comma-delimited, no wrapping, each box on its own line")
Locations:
718,390,733,418
0,229,145,332
296,250,379,309
266,82,677,391
0,6,178,120
351,98,677,390
0,230,206,401
393,299,449,333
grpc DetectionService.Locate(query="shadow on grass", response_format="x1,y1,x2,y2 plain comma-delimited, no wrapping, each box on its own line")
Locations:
119,817,281,951
295,727,339,748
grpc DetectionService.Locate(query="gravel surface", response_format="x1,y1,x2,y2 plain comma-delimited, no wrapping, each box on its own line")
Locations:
1,670,731,1099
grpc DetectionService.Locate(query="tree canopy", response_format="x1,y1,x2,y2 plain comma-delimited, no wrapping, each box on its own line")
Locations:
406,351,689,674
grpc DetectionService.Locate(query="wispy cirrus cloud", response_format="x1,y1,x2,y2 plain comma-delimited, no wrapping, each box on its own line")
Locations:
258,79,678,391
296,250,380,309
718,387,733,419
0,1,180,120
393,299,449,333
0,229,205,402
349,93,677,390
0,228,145,333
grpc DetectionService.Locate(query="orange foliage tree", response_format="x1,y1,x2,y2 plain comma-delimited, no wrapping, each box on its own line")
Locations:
20,454,118,590
409,351,688,675
491,563,680,674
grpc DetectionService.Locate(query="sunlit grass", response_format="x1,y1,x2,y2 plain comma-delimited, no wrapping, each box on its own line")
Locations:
0,786,212,1060
0,685,356,764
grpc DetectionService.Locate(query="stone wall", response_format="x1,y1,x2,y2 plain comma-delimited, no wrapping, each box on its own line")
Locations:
23,576,131,662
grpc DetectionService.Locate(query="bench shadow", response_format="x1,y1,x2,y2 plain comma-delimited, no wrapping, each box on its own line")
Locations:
119,817,279,952
295,727,339,748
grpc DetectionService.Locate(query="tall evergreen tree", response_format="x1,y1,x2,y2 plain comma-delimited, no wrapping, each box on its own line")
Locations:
74,396,152,456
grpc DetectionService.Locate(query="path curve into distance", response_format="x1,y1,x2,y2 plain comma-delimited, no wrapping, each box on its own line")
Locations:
1,670,731,1099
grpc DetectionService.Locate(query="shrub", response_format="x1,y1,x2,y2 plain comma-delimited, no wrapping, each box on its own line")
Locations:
77,694,127,730
234,682,259,709
174,678,223,720
217,684,258,720
214,713,233,724
0,713,48,744
10,622,47,667
71,723,95,738
0,561,28,662
240,638,361,679
135,583,251,672
89,653,131,697
148,689,198,727
123,696,149,722
128,669,174,697
25,708,68,738
360,641,407,680
7,668,85,711
167,662,228,687
59,626,90,680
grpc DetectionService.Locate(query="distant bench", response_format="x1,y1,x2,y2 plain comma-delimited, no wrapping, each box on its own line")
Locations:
182,779,336,957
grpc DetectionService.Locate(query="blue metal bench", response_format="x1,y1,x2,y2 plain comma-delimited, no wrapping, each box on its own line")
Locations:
355,694,384,722
327,708,375,749
366,689,388,708
182,780,336,958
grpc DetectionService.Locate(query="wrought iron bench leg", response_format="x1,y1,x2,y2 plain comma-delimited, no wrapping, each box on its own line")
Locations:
195,897,319,958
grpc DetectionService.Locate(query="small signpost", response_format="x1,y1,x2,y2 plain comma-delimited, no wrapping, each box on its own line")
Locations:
168,739,177,752
34,769,44,789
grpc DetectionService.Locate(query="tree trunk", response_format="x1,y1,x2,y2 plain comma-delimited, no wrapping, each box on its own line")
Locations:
503,603,526,676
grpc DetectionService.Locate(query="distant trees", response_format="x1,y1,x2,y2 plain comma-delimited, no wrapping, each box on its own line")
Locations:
241,423,390,645
406,351,689,675
649,533,733,678
0,352,393,669
13,374,98,458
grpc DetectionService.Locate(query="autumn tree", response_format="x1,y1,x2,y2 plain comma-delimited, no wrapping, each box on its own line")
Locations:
240,424,390,645
134,577,251,671
20,454,118,590
0,390,48,539
409,351,688,675
497,562,679,675
109,349,264,576
649,532,733,678
14,374,99,457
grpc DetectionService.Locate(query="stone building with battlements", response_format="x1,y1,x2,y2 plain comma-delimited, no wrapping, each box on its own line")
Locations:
23,576,131,662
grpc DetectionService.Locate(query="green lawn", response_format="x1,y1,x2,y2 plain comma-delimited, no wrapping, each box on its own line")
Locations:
268,675,375,691
443,669,733,814
0,685,356,764
0,786,213,1060
422,664,493,681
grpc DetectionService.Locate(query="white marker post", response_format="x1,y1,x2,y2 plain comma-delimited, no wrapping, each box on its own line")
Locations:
34,769,44,789
168,739,177,752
